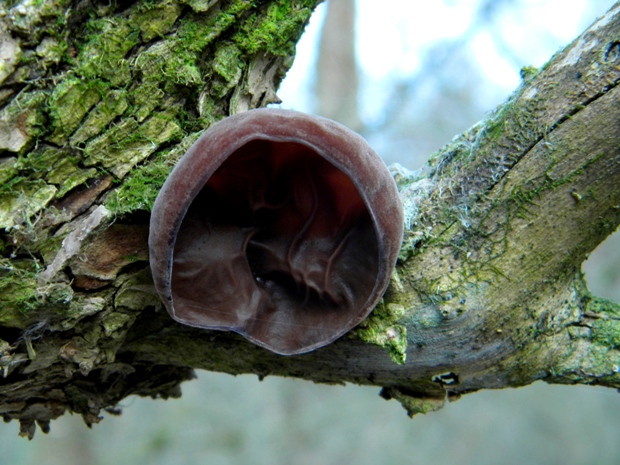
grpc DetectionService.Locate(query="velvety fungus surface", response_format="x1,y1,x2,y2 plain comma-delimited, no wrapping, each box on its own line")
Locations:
149,109,403,354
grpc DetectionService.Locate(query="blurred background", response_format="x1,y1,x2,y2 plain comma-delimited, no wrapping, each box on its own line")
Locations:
2,0,620,463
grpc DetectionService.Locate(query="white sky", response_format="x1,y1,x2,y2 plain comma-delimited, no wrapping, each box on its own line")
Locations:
278,0,615,114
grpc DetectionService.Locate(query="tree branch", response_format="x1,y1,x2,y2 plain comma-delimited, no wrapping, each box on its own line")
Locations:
0,0,619,436
125,0,620,411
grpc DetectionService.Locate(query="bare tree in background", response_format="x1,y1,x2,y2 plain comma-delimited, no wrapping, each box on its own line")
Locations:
314,0,362,132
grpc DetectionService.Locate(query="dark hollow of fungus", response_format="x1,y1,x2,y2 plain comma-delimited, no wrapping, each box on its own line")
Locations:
149,109,404,355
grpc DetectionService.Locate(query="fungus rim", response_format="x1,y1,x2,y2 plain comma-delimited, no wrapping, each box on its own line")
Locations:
148,108,404,355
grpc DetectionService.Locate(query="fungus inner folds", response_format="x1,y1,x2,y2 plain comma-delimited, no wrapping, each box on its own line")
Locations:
170,139,380,352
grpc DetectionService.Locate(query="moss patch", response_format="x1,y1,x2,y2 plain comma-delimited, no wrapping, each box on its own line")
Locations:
105,130,200,215
134,2,183,41
592,319,620,349
0,260,40,328
352,301,408,365
585,293,620,349
234,0,315,56
83,110,182,178
380,387,446,417
70,90,129,145
211,42,245,97
76,17,140,85
25,147,98,198
47,78,104,144
0,179,57,230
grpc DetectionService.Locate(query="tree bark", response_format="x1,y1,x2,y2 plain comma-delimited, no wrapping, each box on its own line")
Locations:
0,0,619,438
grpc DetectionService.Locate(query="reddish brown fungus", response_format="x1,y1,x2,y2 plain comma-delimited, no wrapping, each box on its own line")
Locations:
149,109,403,355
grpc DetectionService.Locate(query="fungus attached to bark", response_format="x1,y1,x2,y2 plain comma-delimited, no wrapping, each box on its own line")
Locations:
149,109,403,355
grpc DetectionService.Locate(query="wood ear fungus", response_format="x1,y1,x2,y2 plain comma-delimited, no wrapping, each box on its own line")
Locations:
148,108,403,355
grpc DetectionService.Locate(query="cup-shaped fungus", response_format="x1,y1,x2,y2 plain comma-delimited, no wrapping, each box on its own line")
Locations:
149,109,403,355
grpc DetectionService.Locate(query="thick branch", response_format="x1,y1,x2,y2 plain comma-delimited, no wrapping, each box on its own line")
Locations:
125,2,620,407
0,0,619,434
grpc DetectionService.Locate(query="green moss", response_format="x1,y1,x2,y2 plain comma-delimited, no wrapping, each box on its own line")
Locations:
2,0,319,217
44,282,74,307
484,104,510,142
0,260,40,328
352,301,408,364
70,89,129,145
76,17,140,84
520,65,539,81
381,387,446,417
133,2,182,41
101,312,133,337
38,233,66,264
140,0,255,88
24,146,67,173
0,158,19,186
5,0,71,34
47,77,104,144
131,81,165,123
0,178,57,230
469,88,542,160
82,117,136,166
0,0,323,365
47,160,98,198
114,268,162,310
136,41,203,86
106,157,169,214
395,394,445,416
193,95,221,127
34,36,66,69
0,261,71,329
62,295,108,329
575,286,620,350
234,0,315,56
104,126,201,216
426,126,483,175
592,320,620,349
583,290,620,351
83,109,182,178
559,340,620,386
211,43,245,97
22,146,98,197
176,1,255,53
181,0,216,12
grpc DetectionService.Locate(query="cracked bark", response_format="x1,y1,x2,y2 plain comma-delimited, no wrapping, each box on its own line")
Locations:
0,0,619,438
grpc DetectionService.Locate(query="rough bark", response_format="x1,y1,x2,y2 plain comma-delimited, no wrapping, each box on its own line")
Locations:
0,0,619,438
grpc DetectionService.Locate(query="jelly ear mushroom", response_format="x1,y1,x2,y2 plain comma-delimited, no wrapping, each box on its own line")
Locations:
148,108,403,355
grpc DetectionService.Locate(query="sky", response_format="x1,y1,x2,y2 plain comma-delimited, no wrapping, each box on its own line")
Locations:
278,0,614,119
